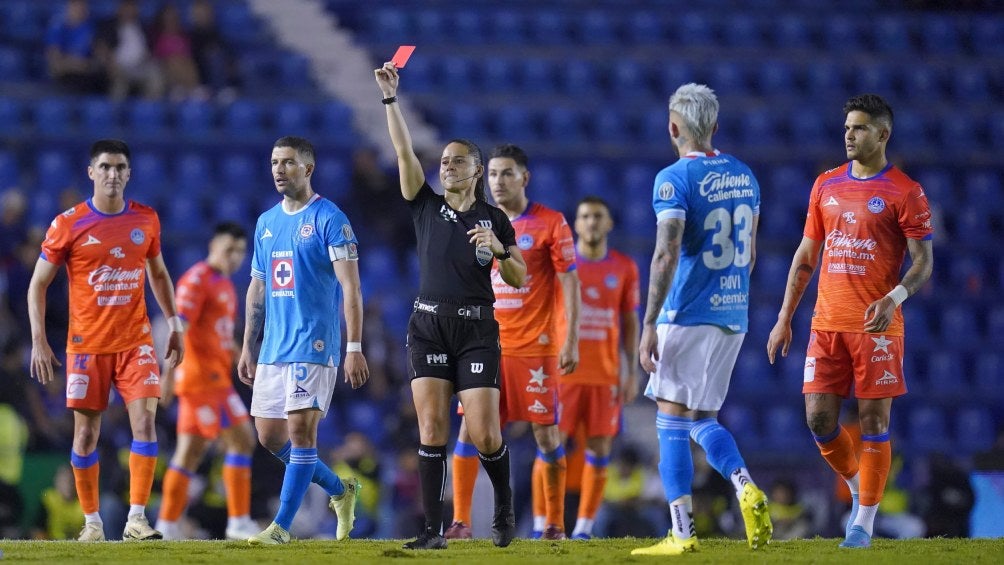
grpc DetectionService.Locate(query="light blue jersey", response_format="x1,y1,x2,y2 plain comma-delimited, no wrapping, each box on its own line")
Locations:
250,194,359,365
652,150,760,333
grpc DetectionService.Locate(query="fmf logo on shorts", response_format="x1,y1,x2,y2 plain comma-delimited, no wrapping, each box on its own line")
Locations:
426,353,448,366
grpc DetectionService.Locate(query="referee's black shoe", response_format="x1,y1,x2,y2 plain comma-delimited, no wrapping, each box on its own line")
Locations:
403,529,447,550
491,504,516,547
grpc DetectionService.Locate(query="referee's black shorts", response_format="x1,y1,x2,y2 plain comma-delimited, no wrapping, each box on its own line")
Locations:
406,310,501,392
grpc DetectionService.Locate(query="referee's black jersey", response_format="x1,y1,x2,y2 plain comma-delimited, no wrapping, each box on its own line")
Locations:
408,182,516,306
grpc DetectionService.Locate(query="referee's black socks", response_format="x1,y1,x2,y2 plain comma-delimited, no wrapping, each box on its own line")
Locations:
479,443,513,507
418,444,448,534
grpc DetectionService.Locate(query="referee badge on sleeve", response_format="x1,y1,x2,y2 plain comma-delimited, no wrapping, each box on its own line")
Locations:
475,245,493,266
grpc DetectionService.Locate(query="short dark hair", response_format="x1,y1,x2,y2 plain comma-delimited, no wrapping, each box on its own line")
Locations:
213,221,247,241
843,94,893,127
488,144,528,169
274,136,315,163
90,139,131,163
577,195,610,212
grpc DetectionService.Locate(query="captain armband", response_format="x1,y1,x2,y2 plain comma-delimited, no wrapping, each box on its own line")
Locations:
328,243,359,262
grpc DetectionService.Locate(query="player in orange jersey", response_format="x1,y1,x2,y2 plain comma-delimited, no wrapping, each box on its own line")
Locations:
556,196,640,540
28,139,184,542
767,94,934,549
156,222,258,540
446,144,580,541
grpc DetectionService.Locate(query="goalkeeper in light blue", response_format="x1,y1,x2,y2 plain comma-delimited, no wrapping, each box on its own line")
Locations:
237,136,370,545
633,84,772,556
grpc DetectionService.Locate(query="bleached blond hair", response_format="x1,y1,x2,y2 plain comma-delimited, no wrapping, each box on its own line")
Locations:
669,83,719,145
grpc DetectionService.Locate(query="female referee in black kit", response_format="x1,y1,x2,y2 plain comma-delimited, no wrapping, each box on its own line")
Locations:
375,61,527,550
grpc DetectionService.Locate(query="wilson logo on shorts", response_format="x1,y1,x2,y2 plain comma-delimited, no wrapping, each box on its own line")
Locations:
470,362,484,374
803,357,816,383
875,371,898,386
271,259,294,289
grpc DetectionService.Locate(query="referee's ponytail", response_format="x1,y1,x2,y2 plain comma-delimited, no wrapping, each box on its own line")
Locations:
448,138,487,203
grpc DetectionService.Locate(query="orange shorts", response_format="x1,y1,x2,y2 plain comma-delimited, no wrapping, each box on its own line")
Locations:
177,387,250,439
65,343,161,411
558,382,621,438
802,330,907,399
499,355,559,426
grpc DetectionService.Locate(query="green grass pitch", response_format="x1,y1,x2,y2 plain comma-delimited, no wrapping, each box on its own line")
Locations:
3,537,1003,564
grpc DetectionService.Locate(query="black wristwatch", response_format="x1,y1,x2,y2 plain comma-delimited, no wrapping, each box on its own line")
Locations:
495,249,512,261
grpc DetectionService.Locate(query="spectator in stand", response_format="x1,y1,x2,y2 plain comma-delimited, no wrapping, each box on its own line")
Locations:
151,3,202,100
34,465,84,540
188,0,239,99
45,0,108,94
768,479,813,540
94,0,165,100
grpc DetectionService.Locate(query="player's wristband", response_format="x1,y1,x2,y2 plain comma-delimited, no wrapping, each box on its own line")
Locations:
346,342,363,353
885,285,909,307
167,316,184,333
382,96,397,105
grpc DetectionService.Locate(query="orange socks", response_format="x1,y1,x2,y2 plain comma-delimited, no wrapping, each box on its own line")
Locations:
858,434,891,506
129,446,158,506
223,454,253,518
579,455,610,520
531,456,546,528
451,442,480,525
539,447,567,529
814,426,859,481
159,466,192,521
71,450,101,515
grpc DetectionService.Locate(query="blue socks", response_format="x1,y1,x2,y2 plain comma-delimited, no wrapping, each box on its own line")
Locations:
656,413,694,502
691,418,746,478
274,447,317,530
270,440,343,497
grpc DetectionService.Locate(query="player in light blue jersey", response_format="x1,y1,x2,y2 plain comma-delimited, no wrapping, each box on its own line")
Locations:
237,136,370,545
632,84,772,556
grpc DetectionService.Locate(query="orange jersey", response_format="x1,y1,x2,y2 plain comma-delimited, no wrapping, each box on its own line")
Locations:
804,164,933,335
41,199,162,354
492,202,576,356
565,250,640,386
173,261,238,395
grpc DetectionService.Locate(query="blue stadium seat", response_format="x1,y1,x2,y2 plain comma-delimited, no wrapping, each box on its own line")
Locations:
626,11,663,44
972,17,1004,57
853,62,894,98
951,67,989,103
361,245,399,292
530,10,569,45
0,150,19,184
939,304,979,348
489,9,524,44
721,14,762,48
622,163,656,195
772,15,811,49
126,99,167,135
278,53,314,90
764,406,811,451
578,9,616,45
164,195,207,238
739,109,778,148
623,196,655,238
128,151,169,201
986,305,1004,340
483,57,515,91
573,163,611,202
274,100,313,138
609,59,647,97
345,400,386,445
678,13,711,46
495,105,536,142
28,191,57,227
33,97,72,136
641,106,668,144
732,343,775,394
318,101,355,144
908,405,951,454
370,9,408,42
900,67,943,101
80,97,120,137
221,153,257,191
873,17,912,54
175,153,214,195
3,0,45,42
447,104,486,139
314,156,350,191
0,46,26,81
719,403,758,448
440,56,475,92
707,61,746,95
36,150,75,193
920,16,962,56
450,11,482,44
544,107,585,146
0,97,23,136
964,171,1002,211
757,59,796,96
952,206,989,239
176,101,215,139
940,114,978,154
824,16,860,52
974,353,1003,400
891,113,927,151
593,108,630,145
956,407,996,454
526,160,568,212
752,254,791,292
902,306,932,350
223,99,266,137
804,62,844,96
413,9,445,42
560,59,598,94
790,107,828,147
520,59,555,93
217,3,263,47
211,190,252,224
990,111,1004,149
925,351,967,399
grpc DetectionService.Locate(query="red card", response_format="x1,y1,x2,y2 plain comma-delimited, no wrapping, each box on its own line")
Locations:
391,45,416,68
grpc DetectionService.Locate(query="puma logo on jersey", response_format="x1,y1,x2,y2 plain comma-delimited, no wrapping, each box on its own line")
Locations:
82,235,102,246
